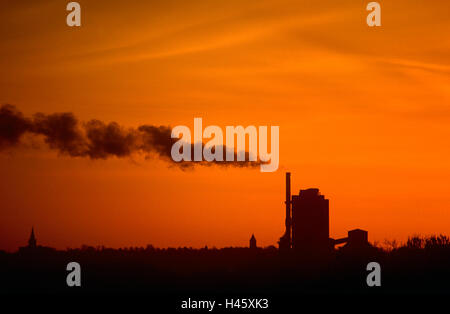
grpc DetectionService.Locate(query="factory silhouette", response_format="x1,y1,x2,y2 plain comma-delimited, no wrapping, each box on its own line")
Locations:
278,172,369,254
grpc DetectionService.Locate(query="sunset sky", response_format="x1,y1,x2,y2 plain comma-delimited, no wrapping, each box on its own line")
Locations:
1,0,450,251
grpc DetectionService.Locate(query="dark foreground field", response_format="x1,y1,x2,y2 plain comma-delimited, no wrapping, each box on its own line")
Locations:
2,236,450,311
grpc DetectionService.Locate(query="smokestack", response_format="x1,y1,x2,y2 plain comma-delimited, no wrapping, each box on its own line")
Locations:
285,172,291,247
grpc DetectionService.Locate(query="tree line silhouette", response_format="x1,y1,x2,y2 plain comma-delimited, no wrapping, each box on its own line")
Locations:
1,234,450,295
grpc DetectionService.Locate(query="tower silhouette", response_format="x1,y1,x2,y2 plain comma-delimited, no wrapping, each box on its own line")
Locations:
28,227,36,248
249,234,257,249
291,188,329,252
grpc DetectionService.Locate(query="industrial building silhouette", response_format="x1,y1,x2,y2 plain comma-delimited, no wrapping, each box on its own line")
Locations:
279,172,369,252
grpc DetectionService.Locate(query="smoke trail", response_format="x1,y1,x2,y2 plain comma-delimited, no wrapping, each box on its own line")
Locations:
0,104,259,168
0,104,31,149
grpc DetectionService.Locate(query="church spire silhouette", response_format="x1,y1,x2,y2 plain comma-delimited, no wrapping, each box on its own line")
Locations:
28,227,36,248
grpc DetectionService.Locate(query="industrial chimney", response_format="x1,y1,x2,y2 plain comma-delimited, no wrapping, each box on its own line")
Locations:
285,172,291,245
278,172,292,250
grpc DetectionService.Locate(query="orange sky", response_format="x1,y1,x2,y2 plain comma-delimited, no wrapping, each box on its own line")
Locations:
1,0,450,251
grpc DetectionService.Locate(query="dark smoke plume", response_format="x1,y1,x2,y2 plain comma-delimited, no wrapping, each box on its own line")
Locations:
0,104,259,169
0,105,31,149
